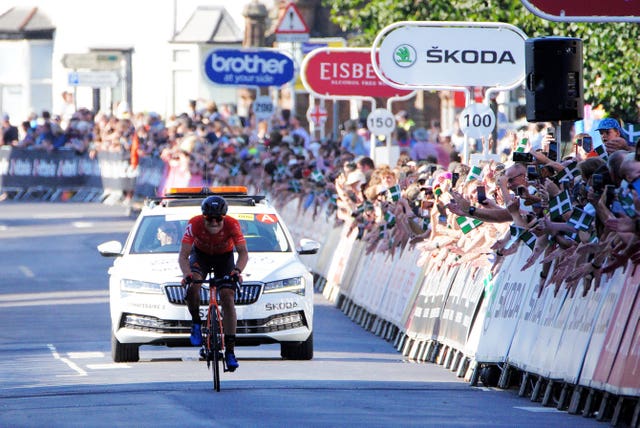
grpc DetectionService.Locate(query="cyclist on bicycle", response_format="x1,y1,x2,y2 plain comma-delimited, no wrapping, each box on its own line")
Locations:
178,195,248,371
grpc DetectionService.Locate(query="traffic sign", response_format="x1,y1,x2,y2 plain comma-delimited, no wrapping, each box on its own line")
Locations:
458,103,496,139
68,71,120,88
62,52,122,70
366,109,396,135
275,2,309,42
306,105,328,127
253,95,275,121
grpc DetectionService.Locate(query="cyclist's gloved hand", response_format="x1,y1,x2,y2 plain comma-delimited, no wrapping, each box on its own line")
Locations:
229,268,242,284
181,274,193,287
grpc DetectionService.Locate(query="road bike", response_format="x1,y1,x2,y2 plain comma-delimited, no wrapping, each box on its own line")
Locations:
192,274,239,392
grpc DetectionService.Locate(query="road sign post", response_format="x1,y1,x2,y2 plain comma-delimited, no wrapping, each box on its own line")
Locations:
253,95,275,123
68,71,120,88
274,2,310,43
307,104,328,139
62,52,123,70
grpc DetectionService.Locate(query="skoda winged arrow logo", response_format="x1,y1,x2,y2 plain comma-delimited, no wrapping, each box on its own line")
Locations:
393,44,417,68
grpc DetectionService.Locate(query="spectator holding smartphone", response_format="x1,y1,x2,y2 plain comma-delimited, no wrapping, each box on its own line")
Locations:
596,118,631,154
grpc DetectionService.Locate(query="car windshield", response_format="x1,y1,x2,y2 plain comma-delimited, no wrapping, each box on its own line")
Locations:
129,213,291,254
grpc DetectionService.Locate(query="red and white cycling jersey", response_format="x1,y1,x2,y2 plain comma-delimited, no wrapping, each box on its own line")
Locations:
182,215,246,255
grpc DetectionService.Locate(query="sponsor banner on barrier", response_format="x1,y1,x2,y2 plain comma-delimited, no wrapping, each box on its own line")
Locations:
594,267,640,395
322,224,358,301
350,247,383,312
585,268,636,390
550,276,622,384
606,294,640,395
464,271,493,356
134,156,165,197
0,147,164,197
473,245,532,362
405,251,458,341
507,278,566,377
0,147,94,188
377,247,425,327
438,263,487,350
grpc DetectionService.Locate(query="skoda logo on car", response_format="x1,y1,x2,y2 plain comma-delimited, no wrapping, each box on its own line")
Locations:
203,49,295,87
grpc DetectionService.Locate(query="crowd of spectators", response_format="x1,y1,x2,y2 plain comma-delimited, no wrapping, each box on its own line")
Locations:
1,98,638,297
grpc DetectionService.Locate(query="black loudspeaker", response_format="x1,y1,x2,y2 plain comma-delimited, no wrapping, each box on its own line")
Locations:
525,37,583,122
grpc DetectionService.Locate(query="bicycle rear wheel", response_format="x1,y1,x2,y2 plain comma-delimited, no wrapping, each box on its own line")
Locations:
210,308,221,392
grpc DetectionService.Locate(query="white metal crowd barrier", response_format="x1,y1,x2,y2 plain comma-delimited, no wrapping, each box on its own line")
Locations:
279,198,640,425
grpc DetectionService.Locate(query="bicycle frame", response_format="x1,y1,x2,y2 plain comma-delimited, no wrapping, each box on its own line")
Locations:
192,274,237,391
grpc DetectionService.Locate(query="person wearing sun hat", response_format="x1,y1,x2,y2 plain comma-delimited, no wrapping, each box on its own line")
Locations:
596,117,631,154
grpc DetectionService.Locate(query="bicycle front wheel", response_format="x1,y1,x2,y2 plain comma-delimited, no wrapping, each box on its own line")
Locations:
211,309,221,392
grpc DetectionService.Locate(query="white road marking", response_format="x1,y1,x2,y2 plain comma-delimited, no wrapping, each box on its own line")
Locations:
0,290,108,307
72,221,95,228
18,265,35,278
47,344,87,376
67,352,105,359
86,363,131,370
514,406,562,413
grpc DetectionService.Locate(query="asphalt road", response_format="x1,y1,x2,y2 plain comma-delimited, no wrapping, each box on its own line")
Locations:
0,202,601,427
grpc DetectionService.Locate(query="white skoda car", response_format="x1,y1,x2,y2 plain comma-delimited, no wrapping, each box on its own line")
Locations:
98,187,319,363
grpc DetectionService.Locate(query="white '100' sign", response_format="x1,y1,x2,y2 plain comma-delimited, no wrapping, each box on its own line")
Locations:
459,103,496,139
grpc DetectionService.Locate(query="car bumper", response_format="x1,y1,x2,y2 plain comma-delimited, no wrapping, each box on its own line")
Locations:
112,285,313,346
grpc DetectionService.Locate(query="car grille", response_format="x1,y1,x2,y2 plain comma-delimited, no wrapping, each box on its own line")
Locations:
164,282,262,306
119,310,308,335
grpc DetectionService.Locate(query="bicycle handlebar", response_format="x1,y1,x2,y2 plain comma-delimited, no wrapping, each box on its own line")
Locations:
186,275,240,289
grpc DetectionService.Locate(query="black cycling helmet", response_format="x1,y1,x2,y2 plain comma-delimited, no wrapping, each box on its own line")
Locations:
201,195,228,216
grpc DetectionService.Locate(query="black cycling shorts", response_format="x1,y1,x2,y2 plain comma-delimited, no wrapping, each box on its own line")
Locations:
189,247,235,289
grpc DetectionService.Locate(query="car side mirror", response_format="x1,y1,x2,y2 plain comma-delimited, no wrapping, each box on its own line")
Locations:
297,238,320,255
97,240,123,257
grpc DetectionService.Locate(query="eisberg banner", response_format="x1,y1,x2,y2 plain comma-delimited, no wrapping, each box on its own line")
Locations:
203,49,295,87
373,22,527,89
301,48,414,98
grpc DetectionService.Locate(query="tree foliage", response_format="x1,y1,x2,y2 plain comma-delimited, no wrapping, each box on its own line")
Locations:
323,0,640,122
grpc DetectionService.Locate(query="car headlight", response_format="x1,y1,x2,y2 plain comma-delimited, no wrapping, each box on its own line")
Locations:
263,277,305,295
120,279,164,294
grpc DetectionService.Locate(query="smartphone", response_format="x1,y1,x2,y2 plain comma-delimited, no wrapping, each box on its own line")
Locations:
513,152,533,163
605,185,616,208
517,186,527,197
592,173,604,194
547,127,555,136
476,185,487,204
548,141,558,162
540,165,555,179
632,178,640,195
635,142,640,162
581,136,593,152
451,172,460,187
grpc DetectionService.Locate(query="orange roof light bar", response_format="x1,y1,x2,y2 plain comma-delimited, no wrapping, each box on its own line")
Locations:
166,186,248,195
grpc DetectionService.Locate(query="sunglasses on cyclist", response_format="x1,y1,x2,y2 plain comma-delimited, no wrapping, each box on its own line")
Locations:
204,215,224,223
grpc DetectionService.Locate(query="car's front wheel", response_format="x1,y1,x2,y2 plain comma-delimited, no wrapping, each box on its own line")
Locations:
280,332,313,360
111,331,140,363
